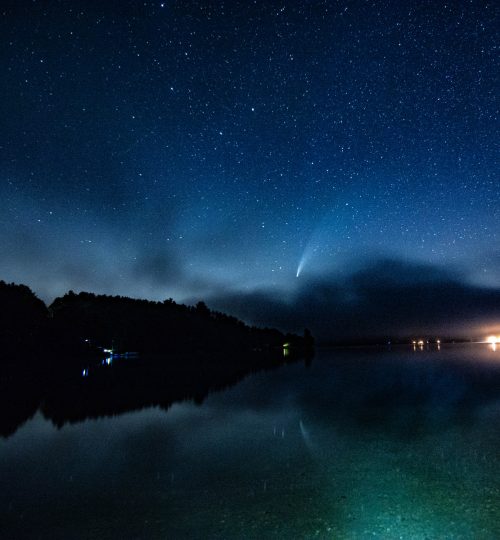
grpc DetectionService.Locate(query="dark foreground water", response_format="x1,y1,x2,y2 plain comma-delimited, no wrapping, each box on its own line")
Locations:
1,344,499,539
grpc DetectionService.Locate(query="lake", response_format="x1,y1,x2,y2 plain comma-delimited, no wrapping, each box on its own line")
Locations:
1,344,499,539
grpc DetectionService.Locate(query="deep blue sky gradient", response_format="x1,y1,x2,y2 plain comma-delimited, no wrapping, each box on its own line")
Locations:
1,1,498,338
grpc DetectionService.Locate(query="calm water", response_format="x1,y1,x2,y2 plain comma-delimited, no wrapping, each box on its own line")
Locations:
1,344,499,539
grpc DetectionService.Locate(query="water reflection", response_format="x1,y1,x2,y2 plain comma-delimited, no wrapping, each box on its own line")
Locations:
0,348,304,438
1,344,499,539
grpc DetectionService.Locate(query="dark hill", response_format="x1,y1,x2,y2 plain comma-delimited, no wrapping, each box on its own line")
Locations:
49,291,308,355
0,280,48,360
0,281,313,364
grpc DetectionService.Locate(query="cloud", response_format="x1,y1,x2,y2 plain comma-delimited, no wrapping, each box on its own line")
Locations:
132,252,183,287
206,258,500,341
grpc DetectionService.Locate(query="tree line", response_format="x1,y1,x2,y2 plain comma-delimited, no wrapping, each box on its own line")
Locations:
0,280,313,366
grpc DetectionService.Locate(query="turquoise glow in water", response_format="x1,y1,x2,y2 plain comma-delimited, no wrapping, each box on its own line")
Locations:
1,345,499,539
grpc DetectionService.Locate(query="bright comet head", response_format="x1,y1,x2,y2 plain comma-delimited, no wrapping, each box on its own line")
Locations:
296,258,305,278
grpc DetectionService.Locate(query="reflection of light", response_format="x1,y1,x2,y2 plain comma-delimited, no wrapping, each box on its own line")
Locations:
82,368,88,377
486,336,499,352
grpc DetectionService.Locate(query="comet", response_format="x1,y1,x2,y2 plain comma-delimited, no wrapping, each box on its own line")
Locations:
296,235,321,277
295,202,347,277
296,258,305,278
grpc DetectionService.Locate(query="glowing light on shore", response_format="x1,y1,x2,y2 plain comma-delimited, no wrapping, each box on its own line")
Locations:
486,335,499,351
412,339,425,351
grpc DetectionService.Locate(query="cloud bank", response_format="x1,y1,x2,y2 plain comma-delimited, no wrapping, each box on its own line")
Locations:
206,259,500,341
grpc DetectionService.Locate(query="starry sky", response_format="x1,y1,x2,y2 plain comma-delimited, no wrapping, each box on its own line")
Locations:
1,0,498,340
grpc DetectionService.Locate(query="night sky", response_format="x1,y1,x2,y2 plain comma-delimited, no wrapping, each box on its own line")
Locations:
1,1,498,340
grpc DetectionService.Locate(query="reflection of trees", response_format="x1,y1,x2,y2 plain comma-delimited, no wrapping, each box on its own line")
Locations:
0,281,313,438
0,349,311,438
